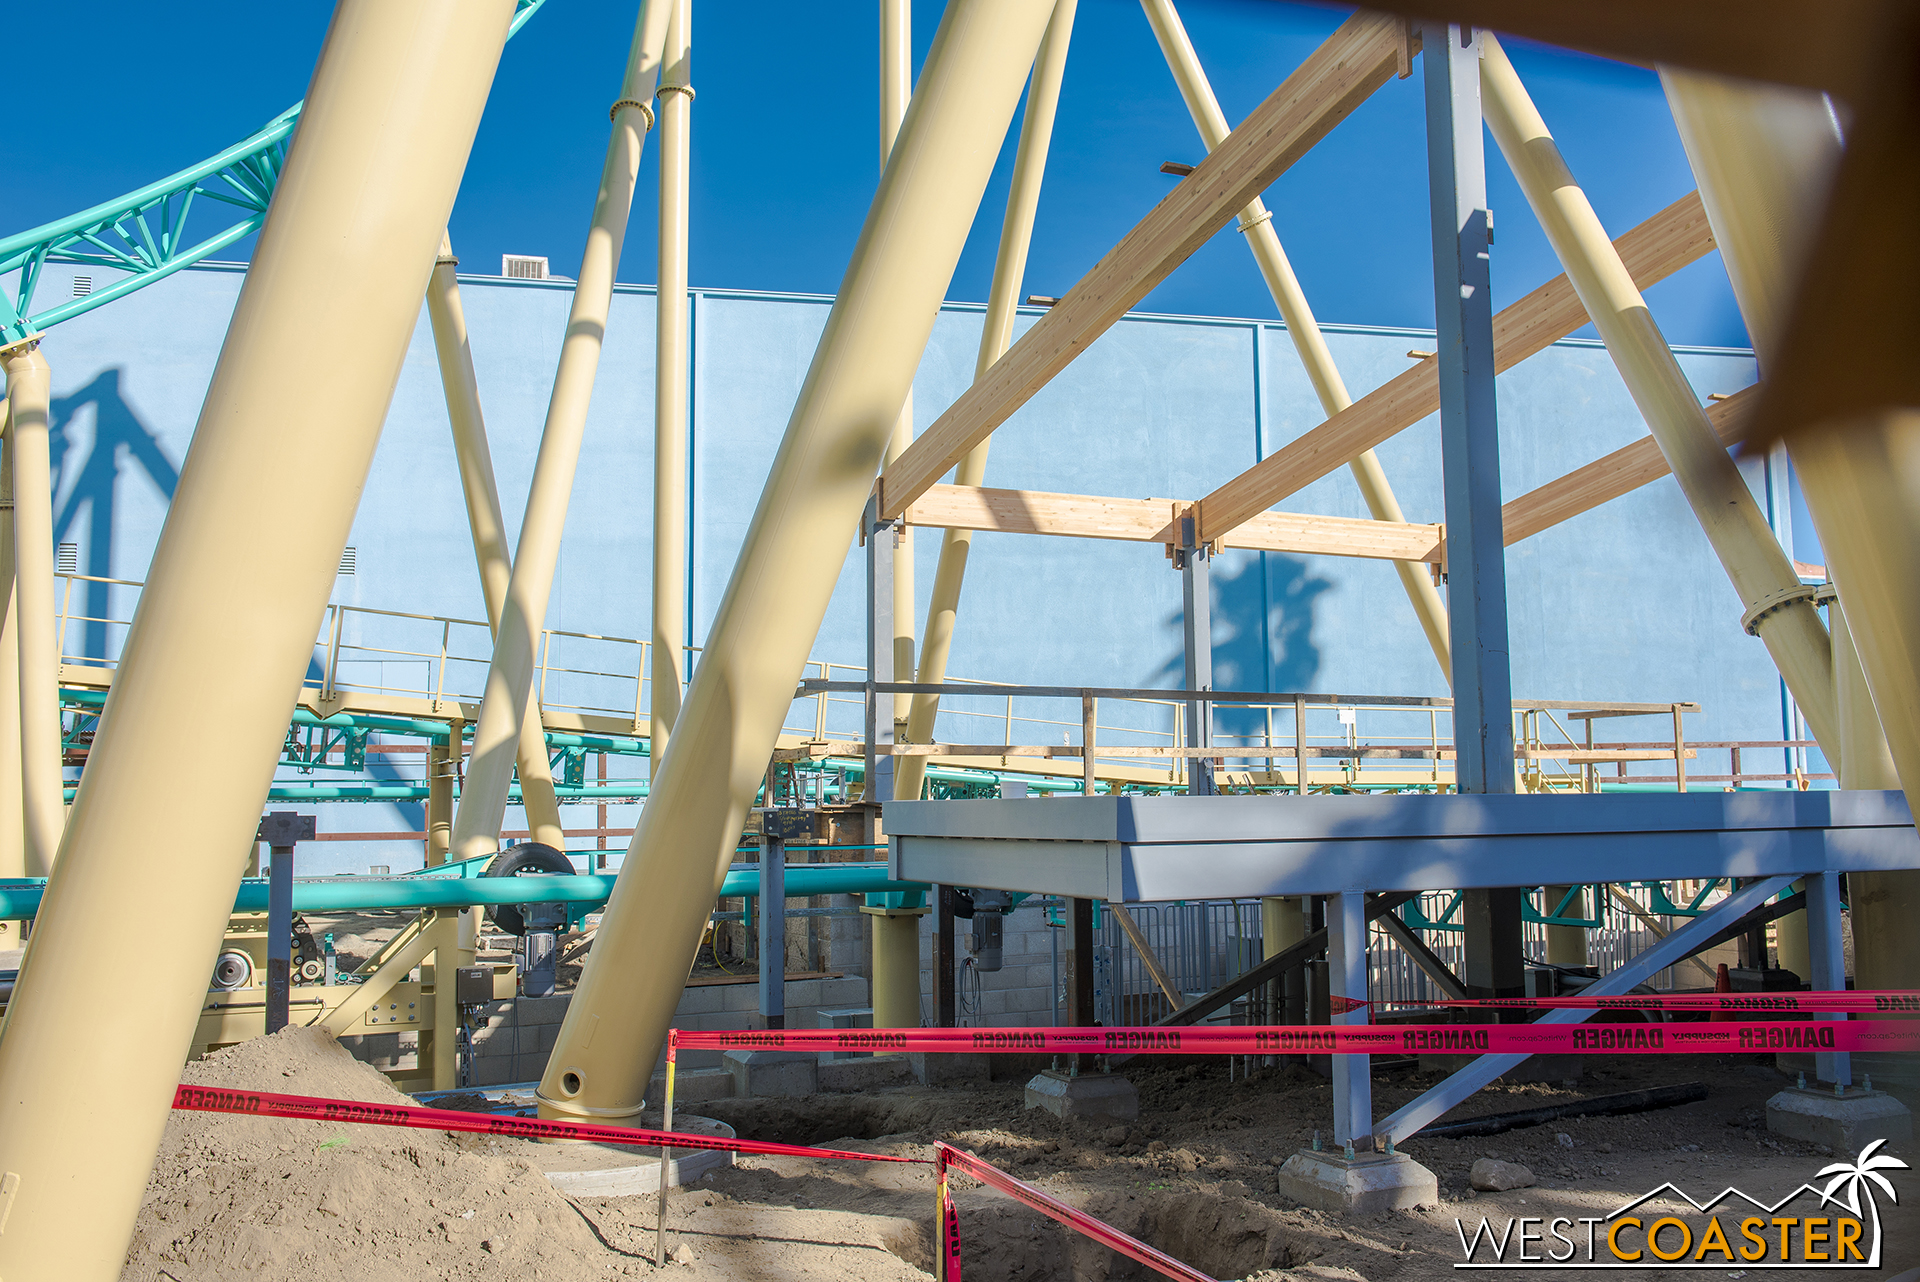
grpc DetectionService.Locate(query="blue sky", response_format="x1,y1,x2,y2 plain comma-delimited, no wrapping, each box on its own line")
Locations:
3,0,1747,347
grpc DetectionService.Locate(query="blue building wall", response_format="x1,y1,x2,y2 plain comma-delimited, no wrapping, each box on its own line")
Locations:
16,261,1778,873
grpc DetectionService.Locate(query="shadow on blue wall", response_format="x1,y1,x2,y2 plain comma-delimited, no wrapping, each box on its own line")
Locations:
1159,552,1332,749
49,368,178,660
48,368,424,832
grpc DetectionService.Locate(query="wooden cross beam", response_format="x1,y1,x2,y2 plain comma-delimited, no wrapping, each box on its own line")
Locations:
898,483,1444,562
878,11,1415,521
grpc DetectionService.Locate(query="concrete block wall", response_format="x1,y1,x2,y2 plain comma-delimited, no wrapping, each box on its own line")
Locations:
917,900,1062,1029
466,974,872,1086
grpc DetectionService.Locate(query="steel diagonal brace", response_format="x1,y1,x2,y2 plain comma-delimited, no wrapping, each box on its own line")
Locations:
1376,873,1797,1144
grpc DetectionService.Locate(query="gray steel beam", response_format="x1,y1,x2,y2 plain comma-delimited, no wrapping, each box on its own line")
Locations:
1177,514,1216,796
864,496,897,806
1805,869,1850,1085
1376,874,1797,1143
1329,890,1371,1148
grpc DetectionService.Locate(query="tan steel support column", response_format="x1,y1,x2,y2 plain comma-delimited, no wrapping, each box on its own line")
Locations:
880,0,917,751
862,905,926,1029
1661,70,1918,988
1543,886,1587,966
0,400,25,898
896,0,1076,802
427,739,455,866
451,0,669,861
428,909,473,1090
539,0,1056,1123
2,345,61,874
1480,36,1838,753
0,4,511,1274
426,234,565,848
1140,0,1450,677
650,0,692,777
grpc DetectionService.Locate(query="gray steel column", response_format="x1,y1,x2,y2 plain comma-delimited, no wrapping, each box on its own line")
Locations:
1805,871,1851,1087
1178,513,1216,796
1328,890,1371,1150
1425,23,1522,1004
864,496,896,807
758,832,786,1029
259,811,315,1034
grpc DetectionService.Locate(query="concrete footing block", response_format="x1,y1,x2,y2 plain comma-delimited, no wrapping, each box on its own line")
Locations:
1766,1087,1913,1152
820,1054,915,1093
912,1052,991,1086
1023,1071,1139,1122
723,1049,818,1098
1276,1150,1439,1215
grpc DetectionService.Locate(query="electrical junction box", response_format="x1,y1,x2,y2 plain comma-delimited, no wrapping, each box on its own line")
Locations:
455,967,495,1005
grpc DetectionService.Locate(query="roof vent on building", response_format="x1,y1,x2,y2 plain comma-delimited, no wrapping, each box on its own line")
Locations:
502,254,550,280
338,547,357,576
56,543,77,574
71,276,93,297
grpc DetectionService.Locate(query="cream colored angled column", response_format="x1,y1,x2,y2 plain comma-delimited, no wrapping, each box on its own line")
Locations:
1478,36,1838,751
0,4,512,1275
880,0,917,745
1140,0,1450,677
1,344,61,873
0,402,23,894
425,233,566,848
651,0,691,777
1662,70,1919,989
539,0,1057,1122
450,0,670,860
896,0,1076,803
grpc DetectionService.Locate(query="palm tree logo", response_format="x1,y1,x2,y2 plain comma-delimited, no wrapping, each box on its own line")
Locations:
1817,1139,1909,1267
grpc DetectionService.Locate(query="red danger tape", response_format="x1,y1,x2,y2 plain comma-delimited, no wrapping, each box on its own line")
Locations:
170,1085,922,1166
673,1020,1920,1057
1352,989,1920,1015
937,1143,1215,1282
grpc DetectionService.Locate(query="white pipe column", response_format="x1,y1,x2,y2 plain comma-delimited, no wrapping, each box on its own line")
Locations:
1661,70,1919,991
538,0,1057,1123
450,0,670,862
425,234,566,848
1,344,61,874
1141,0,1451,677
0,396,26,896
895,0,1076,802
0,3,512,1274
650,0,692,777
1479,36,1839,753
880,0,917,756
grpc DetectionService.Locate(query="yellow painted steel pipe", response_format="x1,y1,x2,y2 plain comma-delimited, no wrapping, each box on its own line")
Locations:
881,0,918,744
0,3,513,1274
451,0,670,861
425,233,565,847
1,345,61,875
1140,0,1451,680
864,905,927,1028
538,0,1058,1123
0,400,24,898
1479,35,1839,754
651,0,691,777
1660,70,1920,990
896,0,1077,802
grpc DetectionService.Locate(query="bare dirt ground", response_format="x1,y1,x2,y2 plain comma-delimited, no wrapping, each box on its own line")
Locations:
124,1028,1920,1281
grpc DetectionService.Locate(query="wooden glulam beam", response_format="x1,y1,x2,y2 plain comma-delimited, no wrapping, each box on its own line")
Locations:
1501,385,1756,545
1190,190,1713,544
878,11,1414,521
899,483,1444,563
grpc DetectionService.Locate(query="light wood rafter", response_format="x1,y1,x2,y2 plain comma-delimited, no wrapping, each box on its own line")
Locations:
1189,190,1714,544
878,11,1414,520
1502,384,1756,545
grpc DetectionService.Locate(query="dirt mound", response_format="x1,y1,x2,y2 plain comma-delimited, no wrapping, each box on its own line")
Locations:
122,1027,623,1282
